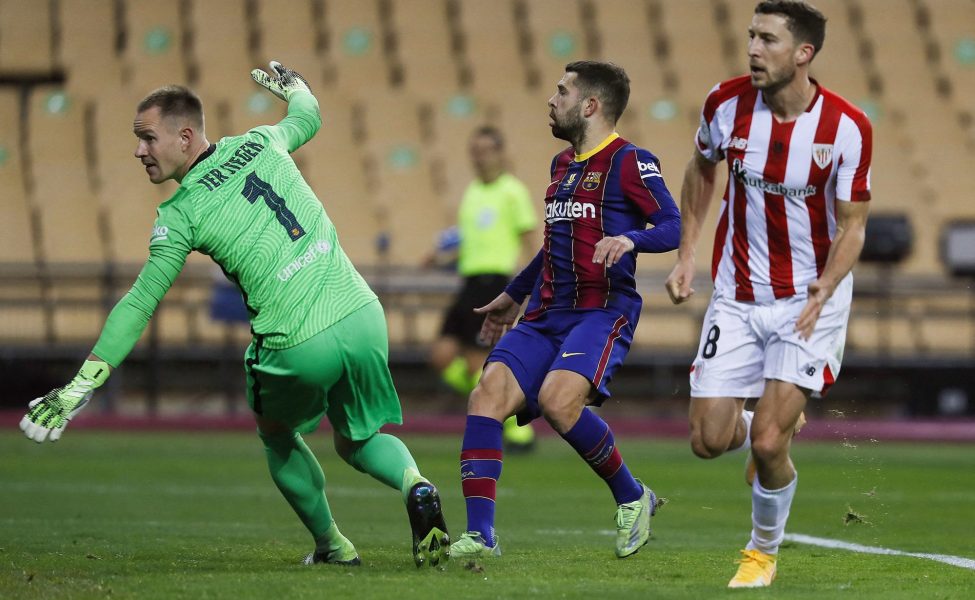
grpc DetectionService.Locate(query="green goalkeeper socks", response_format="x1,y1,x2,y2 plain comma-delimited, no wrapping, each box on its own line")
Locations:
342,433,419,498
260,431,334,542
441,357,477,395
442,356,484,396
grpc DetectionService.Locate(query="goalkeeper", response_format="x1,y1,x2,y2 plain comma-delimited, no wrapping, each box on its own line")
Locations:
19,62,449,568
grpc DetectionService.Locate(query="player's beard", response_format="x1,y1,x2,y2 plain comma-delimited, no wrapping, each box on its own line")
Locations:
754,63,797,94
551,104,586,146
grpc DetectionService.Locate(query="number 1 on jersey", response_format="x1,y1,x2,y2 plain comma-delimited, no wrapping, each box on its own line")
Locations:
241,172,306,241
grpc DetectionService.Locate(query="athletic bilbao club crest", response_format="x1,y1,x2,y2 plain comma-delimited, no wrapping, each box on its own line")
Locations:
582,171,602,190
812,143,833,169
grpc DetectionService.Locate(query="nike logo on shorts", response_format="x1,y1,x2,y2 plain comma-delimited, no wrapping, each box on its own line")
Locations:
561,352,585,358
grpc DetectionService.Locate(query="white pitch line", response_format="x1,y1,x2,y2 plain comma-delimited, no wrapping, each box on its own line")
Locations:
785,533,975,570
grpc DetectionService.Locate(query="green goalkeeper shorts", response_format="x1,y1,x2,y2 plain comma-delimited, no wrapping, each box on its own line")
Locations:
244,299,403,440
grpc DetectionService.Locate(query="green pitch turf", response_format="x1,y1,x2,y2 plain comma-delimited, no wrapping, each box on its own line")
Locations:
1,430,972,599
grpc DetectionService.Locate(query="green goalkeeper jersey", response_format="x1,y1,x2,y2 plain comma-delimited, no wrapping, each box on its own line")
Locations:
92,90,376,367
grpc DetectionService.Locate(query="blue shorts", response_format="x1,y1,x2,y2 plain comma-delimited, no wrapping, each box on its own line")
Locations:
486,308,636,424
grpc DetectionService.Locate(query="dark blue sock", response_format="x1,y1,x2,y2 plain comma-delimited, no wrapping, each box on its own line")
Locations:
561,408,642,504
460,415,503,546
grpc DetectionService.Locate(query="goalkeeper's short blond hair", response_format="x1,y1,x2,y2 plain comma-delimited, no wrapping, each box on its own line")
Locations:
137,85,204,130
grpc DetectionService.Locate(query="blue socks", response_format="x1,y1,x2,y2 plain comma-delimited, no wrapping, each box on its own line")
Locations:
561,408,643,504
460,415,503,547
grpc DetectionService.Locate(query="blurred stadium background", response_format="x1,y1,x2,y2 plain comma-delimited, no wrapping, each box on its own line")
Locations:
0,0,973,431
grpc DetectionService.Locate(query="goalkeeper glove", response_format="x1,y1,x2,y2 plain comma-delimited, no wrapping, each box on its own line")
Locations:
20,359,110,443
251,61,312,102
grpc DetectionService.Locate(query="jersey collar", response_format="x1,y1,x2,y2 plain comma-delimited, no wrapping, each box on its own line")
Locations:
574,132,619,162
188,143,217,173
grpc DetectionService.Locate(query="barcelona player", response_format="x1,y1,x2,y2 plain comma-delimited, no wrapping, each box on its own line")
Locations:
450,61,681,560
20,62,450,568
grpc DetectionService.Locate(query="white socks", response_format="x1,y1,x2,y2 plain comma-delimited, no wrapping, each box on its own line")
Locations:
746,475,798,555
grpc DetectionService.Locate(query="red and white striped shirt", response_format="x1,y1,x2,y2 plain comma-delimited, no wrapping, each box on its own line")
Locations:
695,75,872,303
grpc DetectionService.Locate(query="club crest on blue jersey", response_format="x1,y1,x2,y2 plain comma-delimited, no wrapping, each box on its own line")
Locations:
582,171,602,190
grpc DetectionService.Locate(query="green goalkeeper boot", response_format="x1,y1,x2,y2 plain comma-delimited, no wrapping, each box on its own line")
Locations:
303,530,360,566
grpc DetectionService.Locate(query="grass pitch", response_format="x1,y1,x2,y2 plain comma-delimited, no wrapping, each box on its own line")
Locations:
1,428,973,599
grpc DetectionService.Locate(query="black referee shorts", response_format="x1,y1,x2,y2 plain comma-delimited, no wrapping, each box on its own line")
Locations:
440,274,511,347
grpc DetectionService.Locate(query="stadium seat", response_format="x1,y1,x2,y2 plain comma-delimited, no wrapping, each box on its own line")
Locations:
372,159,446,266
806,0,872,101
26,86,107,264
185,0,254,101
384,301,443,347
327,0,392,94
389,0,459,99
592,0,665,106
0,0,54,75
918,294,975,353
427,94,498,210
861,0,940,107
300,92,380,265
58,0,124,99
220,86,290,139
88,85,169,264
518,0,587,88
49,277,111,342
252,0,325,89
0,89,37,264
153,289,195,346
631,290,704,353
848,295,926,356
357,91,427,154
925,0,975,102
658,0,733,107
0,183,35,265
456,0,526,98
0,304,48,342
120,0,187,94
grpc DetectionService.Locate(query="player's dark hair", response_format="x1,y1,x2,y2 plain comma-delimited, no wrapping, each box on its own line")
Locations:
564,60,630,124
137,85,204,129
754,0,827,57
472,125,504,150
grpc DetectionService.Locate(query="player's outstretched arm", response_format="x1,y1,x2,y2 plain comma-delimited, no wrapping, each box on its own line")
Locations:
665,151,718,304
251,61,311,102
20,356,111,443
474,292,522,346
251,60,320,151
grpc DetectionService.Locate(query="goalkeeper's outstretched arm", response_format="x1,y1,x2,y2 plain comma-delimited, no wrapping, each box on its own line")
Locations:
20,354,112,443
21,229,188,443
251,60,321,151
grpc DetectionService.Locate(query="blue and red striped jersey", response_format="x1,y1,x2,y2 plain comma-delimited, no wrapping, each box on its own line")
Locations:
506,134,680,322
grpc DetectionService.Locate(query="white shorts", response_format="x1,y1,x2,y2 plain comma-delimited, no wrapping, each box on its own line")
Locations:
689,275,852,398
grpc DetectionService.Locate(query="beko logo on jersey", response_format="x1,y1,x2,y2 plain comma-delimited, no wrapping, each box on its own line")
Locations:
545,199,596,222
277,240,332,282
731,158,816,198
149,225,169,243
638,160,660,175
